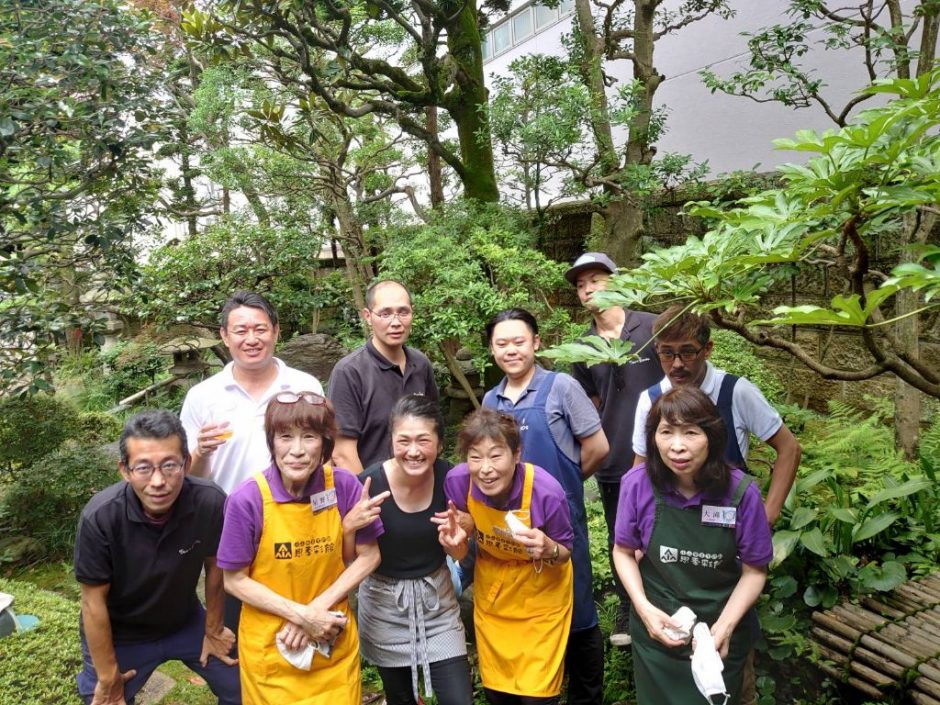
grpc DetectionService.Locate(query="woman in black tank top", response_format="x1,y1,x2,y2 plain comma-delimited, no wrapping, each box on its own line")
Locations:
356,395,472,705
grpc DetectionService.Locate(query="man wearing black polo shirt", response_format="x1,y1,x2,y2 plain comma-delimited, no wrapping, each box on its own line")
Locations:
74,410,240,705
329,280,438,473
567,252,663,648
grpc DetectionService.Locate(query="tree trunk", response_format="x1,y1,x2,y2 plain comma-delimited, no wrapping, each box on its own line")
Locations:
892,208,936,457
572,0,657,264
602,198,645,266
330,189,373,323
443,0,499,202
573,0,617,169
625,0,662,166
426,106,445,207
440,340,481,410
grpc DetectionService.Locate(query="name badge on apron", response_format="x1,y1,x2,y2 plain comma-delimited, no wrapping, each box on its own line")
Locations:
310,488,337,513
701,505,736,528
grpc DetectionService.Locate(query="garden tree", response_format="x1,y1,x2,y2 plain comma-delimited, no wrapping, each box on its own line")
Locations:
0,0,167,393
132,216,337,338
487,55,587,220
190,57,428,312
379,201,575,407
183,0,501,202
699,0,939,455
561,0,733,264
487,51,706,233
552,73,940,453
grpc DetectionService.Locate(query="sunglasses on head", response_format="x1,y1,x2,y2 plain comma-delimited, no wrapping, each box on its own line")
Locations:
275,391,326,405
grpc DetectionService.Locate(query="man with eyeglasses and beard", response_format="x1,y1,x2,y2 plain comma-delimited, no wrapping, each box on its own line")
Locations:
631,305,801,527
328,280,438,474
566,253,663,648
74,410,240,705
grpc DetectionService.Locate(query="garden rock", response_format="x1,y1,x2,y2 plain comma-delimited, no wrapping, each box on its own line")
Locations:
0,536,44,565
278,334,348,382
136,671,175,704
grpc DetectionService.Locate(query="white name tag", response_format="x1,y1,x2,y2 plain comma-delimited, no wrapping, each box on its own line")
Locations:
701,505,736,527
310,488,337,513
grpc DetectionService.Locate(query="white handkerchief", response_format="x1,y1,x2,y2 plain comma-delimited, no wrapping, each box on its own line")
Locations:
276,635,315,671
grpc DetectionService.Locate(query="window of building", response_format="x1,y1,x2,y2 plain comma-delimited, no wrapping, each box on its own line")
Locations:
482,1,574,62
534,3,558,30
512,7,533,42
492,21,511,54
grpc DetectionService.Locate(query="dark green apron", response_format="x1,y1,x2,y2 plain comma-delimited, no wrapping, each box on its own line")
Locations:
630,476,757,705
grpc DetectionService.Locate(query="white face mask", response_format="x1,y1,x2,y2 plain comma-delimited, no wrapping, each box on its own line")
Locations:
691,622,730,705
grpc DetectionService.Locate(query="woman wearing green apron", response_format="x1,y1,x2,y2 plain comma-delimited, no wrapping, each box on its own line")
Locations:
613,386,773,704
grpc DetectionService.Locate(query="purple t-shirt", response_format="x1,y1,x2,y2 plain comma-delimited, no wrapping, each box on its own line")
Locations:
217,464,384,570
444,462,574,549
613,465,772,567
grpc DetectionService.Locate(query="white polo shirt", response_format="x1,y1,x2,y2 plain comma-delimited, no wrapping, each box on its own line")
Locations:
631,362,782,458
180,358,323,494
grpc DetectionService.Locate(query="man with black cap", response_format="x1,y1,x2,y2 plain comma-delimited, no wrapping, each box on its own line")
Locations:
566,252,663,647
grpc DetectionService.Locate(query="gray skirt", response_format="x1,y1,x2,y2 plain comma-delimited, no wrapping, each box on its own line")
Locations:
358,562,467,699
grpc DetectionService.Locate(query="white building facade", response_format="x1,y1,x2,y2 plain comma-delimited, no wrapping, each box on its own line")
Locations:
480,1,916,176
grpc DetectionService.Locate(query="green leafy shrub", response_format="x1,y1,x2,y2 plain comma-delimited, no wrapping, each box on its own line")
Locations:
0,444,118,559
0,577,82,705
0,395,80,475
710,329,785,404
99,340,170,402
379,200,574,385
760,400,939,661
74,412,123,446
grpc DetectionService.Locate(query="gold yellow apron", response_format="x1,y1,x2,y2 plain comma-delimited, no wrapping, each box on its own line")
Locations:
239,466,361,705
467,463,573,697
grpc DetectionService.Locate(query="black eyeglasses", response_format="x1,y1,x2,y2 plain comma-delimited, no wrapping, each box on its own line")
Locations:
128,461,185,479
275,391,327,405
655,347,704,363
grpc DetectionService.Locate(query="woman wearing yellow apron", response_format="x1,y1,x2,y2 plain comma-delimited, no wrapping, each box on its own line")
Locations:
216,392,387,705
443,408,574,705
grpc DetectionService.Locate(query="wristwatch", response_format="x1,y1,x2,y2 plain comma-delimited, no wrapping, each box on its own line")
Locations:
550,541,560,561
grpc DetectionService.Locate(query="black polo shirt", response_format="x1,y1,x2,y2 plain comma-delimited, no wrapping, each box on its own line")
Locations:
327,339,439,469
571,308,662,483
74,476,226,642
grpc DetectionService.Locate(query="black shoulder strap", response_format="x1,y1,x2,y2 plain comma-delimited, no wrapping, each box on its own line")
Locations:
716,375,747,469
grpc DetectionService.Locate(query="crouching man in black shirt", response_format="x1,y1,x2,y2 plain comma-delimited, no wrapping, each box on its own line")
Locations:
74,410,240,705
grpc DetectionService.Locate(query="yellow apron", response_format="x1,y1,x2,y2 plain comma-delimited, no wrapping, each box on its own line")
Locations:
239,466,361,705
467,463,573,697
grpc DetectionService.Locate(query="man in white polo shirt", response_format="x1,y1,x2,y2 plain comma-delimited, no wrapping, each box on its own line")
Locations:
180,291,324,647
181,291,323,495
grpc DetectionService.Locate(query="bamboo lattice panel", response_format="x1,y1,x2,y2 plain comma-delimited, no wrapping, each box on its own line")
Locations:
810,572,940,704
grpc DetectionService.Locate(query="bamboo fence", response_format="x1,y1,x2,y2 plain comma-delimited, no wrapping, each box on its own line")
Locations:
810,572,940,704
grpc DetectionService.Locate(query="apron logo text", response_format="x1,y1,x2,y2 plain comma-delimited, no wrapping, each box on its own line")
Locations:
274,542,292,559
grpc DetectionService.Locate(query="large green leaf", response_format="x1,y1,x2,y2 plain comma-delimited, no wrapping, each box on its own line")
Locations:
865,478,933,510
828,507,858,524
856,561,907,592
771,530,801,567
788,506,817,530
799,527,829,557
852,512,900,542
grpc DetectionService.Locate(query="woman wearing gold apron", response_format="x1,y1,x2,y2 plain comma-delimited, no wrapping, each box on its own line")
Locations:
443,409,574,705
613,386,772,704
216,392,386,705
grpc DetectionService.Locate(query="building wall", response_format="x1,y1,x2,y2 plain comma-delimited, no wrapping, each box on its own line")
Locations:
481,1,917,176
